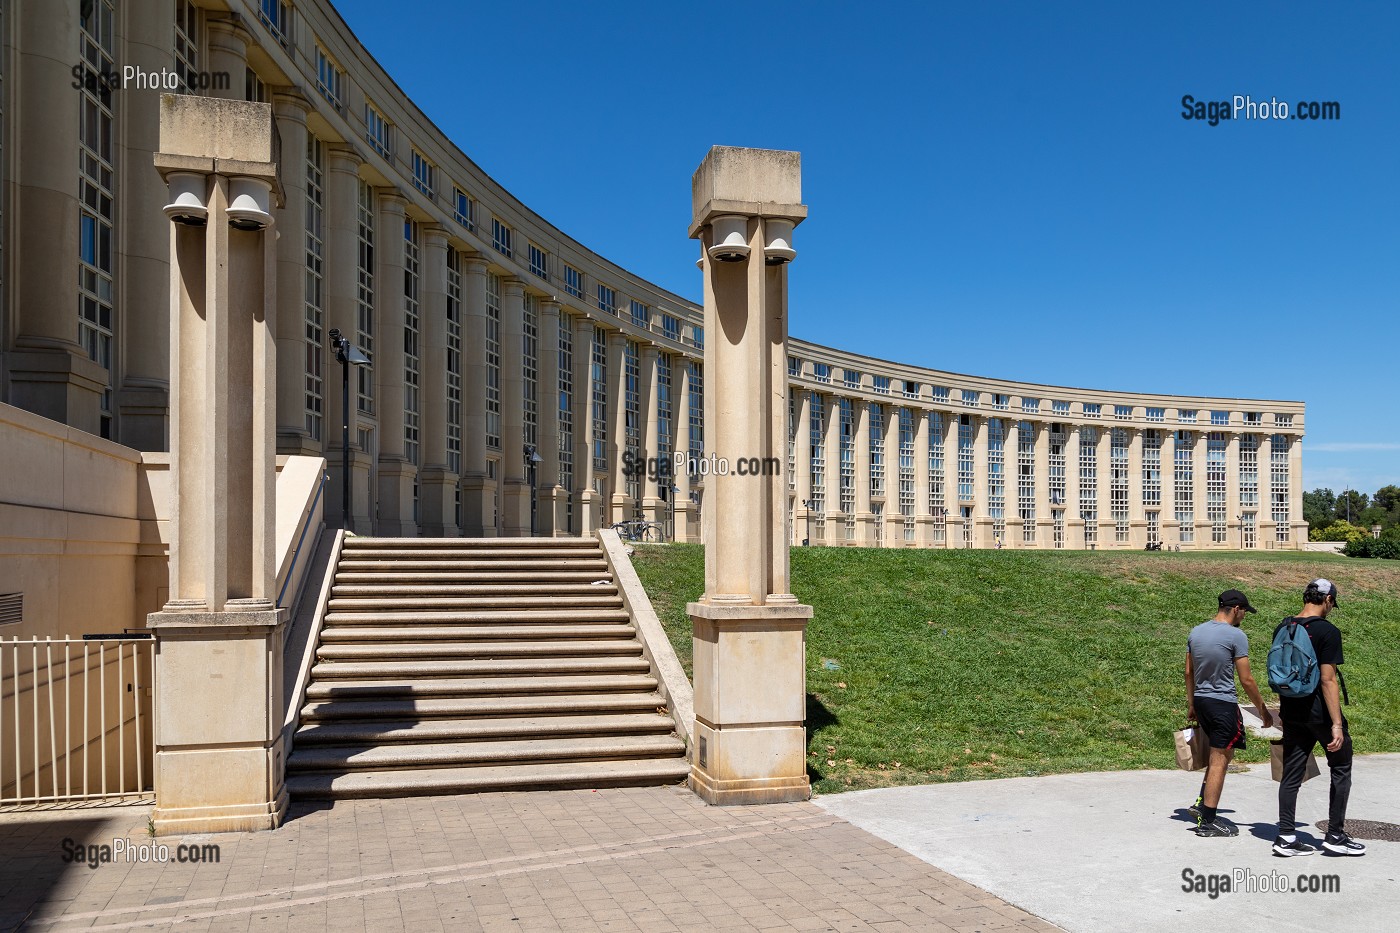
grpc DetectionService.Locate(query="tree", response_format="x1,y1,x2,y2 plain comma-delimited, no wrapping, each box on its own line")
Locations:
1311,520,1368,543
1303,488,1336,531
1336,489,1369,523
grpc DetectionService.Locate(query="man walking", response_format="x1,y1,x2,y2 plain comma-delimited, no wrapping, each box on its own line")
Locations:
1272,579,1365,857
1186,589,1273,837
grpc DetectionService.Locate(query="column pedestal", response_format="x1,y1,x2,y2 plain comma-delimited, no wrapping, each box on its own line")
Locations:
418,466,460,537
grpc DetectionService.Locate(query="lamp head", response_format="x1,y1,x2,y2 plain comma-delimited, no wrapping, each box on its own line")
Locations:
707,215,750,263
763,218,796,265
227,177,273,231
163,172,208,226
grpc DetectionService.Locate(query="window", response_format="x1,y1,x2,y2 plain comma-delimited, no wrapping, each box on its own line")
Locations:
813,363,831,384
1275,414,1294,428
1048,424,1067,510
624,341,641,504
403,221,421,465
788,356,802,378
485,273,501,450
787,392,798,491
596,284,616,315
928,412,946,542
315,47,344,109
844,369,862,390
1018,421,1036,543
931,386,949,403
873,376,891,395
259,0,291,46
523,295,538,449
1142,430,1162,507
662,314,681,343
591,328,607,473
869,404,885,498
1110,428,1129,542
411,149,436,198
899,409,916,542
992,393,1009,411
630,299,649,328
1022,397,1040,414
1146,407,1165,423
962,390,980,408
453,187,476,231
1239,433,1259,509
491,217,513,258
1271,434,1291,541
303,137,325,441
903,381,920,400
355,181,375,413
557,320,573,531
1052,400,1070,415
564,264,584,299
1179,409,1197,424
957,415,975,501
1207,431,1227,543
1080,427,1098,546
245,71,267,103
1244,411,1262,425
365,100,392,158
987,418,1005,541
446,250,462,475
1175,430,1194,544
837,398,853,535
1210,410,1229,426
1115,405,1133,421
1083,403,1101,418
79,0,116,437
692,326,704,349
810,394,827,539
689,360,703,467
174,1,202,95
528,243,548,280
657,354,673,473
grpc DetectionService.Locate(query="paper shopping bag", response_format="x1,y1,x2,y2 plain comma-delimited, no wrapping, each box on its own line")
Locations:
1175,725,1209,771
1269,741,1322,783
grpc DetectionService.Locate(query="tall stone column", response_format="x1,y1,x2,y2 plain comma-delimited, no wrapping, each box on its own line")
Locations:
1225,430,1241,550
460,256,490,536
854,401,874,544
1033,420,1051,547
972,415,991,548
883,406,903,546
1095,427,1112,548
687,147,812,805
793,390,812,545
1191,429,1208,548
914,408,933,547
606,330,628,524
1288,434,1306,546
148,96,286,834
1067,427,1084,549
640,345,664,524
323,148,370,532
373,193,414,536
7,2,107,432
1005,420,1024,547
572,315,601,533
673,358,695,542
499,278,530,536
272,91,312,456
942,412,960,546
1128,428,1145,548
418,226,456,536
205,16,250,102
1162,429,1179,546
537,301,564,535
116,1,177,451
822,394,842,544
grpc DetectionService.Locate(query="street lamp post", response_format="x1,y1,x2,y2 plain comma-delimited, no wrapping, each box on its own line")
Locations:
328,328,370,530
524,444,542,536
669,484,680,541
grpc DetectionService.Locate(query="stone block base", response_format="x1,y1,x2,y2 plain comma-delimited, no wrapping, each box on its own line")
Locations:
153,787,288,836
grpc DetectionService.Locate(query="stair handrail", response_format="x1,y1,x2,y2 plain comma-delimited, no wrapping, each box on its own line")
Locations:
597,528,694,752
281,527,346,759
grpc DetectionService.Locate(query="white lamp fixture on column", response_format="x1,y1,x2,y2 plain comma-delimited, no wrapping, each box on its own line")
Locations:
763,218,796,265
163,172,208,226
227,177,274,230
707,214,750,262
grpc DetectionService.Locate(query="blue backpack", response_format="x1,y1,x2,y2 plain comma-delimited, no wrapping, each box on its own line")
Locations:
1267,617,1319,698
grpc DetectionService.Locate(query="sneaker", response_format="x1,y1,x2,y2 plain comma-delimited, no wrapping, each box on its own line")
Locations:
1196,817,1239,838
1187,795,1203,820
1323,831,1366,856
1272,836,1318,857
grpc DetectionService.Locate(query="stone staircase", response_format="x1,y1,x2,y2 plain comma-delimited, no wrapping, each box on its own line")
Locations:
284,537,689,799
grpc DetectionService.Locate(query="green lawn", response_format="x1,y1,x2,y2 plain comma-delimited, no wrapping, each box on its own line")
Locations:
630,544,1400,794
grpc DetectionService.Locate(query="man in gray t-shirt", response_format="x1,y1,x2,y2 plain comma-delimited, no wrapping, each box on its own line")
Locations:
1185,589,1274,837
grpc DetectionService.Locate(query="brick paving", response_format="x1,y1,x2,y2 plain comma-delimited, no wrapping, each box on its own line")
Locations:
0,786,1060,932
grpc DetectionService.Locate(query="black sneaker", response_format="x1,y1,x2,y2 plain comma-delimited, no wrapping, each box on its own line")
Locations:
1196,817,1239,838
1187,795,1202,820
1323,831,1366,856
1272,836,1318,857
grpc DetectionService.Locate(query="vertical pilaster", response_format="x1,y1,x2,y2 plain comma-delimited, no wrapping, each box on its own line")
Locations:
673,356,695,541
606,329,627,524
942,412,960,546
914,407,932,547
460,255,490,536
537,301,563,535
883,405,903,546
323,148,369,532
972,414,991,548
641,345,663,523
1096,427,1112,547
792,390,811,543
822,394,842,544
272,91,312,455
1192,428,1208,548
854,400,874,544
1128,428,1145,548
373,193,414,535
1033,420,1051,547
1162,428,1179,546
1067,427,1084,549
499,278,529,536
418,226,456,536
1226,429,1241,550
1288,434,1305,546
572,316,601,533
205,16,249,101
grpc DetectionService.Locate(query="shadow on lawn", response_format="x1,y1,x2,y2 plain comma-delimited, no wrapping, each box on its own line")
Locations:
805,693,838,785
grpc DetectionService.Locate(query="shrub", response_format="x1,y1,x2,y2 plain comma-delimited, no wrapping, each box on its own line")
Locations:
1312,520,1369,543
1343,536,1400,560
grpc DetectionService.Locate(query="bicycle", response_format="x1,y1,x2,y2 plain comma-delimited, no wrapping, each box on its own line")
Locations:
610,519,664,542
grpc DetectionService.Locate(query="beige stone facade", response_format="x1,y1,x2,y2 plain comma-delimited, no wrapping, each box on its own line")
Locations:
0,0,1308,552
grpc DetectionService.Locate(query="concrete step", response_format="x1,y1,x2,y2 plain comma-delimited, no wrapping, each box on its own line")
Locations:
331,583,617,597
310,657,651,680
304,673,659,699
343,537,600,547
326,595,623,611
293,713,677,746
336,562,610,576
339,548,605,560
319,624,638,642
299,691,669,722
314,640,642,661
323,609,631,625
332,571,613,584
285,757,691,799
287,734,685,772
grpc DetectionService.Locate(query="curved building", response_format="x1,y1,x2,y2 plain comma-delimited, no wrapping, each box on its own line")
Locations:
0,0,1307,550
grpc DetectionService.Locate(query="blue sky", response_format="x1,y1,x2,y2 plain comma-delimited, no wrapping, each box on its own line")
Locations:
333,0,1398,496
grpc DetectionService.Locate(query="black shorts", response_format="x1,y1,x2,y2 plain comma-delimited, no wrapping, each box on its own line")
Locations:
1194,697,1246,751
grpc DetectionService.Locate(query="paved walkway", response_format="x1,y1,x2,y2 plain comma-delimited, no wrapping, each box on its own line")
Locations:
817,754,1400,933
0,785,1060,932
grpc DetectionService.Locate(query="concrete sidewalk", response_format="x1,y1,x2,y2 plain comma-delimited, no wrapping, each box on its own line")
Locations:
0,785,1060,932
817,753,1400,933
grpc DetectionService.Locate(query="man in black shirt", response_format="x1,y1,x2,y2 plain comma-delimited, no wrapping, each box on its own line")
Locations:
1272,578,1365,857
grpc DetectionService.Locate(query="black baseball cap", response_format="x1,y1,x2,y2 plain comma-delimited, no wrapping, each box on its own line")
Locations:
1218,589,1257,613
1306,578,1341,606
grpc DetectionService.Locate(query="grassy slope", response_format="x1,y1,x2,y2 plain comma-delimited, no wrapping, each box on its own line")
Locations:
630,544,1400,795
